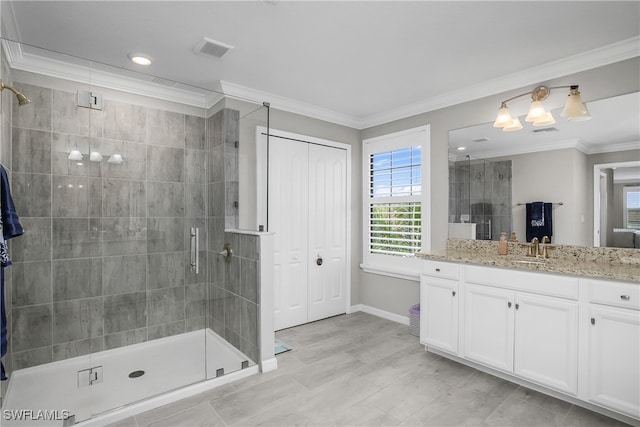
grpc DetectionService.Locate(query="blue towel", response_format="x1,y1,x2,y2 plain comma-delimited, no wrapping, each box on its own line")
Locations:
1,268,6,380
530,201,544,227
1,165,23,240
526,202,553,242
0,164,22,381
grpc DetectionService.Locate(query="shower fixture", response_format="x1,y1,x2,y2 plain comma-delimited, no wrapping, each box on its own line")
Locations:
0,80,31,106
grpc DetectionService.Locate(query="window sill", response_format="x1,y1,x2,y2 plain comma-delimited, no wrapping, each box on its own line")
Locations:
360,263,420,282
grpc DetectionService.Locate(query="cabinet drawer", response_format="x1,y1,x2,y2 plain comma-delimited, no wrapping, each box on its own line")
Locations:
465,265,579,300
422,260,459,280
589,279,640,310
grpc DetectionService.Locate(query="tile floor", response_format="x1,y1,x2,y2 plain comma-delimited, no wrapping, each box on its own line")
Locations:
108,312,633,427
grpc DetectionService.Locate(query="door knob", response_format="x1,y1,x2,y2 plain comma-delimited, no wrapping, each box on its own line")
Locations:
316,255,323,266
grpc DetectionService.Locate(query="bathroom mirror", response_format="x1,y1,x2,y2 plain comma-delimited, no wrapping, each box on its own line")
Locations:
448,91,640,247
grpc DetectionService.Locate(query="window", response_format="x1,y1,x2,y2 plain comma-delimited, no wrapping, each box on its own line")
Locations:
362,126,430,279
624,186,640,229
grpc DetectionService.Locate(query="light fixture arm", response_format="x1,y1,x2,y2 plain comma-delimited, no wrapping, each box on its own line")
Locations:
500,85,578,105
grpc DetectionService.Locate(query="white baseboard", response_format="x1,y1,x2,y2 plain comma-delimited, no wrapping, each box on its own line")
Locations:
349,304,410,326
260,357,278,373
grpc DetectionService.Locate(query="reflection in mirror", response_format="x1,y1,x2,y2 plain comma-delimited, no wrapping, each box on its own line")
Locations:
594,161,640,248
449,92,640,247
449,156,512,241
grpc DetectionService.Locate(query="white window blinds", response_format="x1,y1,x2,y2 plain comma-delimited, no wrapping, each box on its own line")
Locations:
624,186,640,229
368,146,422,256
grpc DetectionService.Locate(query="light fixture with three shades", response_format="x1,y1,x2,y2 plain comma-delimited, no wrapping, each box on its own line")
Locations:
493,85,591,132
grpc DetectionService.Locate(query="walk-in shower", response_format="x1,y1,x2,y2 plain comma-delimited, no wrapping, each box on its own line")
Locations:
0,39,270,425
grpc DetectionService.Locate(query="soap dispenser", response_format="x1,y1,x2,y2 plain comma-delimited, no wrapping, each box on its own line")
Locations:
498,232,508,255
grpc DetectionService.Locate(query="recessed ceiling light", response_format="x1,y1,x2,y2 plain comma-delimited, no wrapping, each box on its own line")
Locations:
128,53,152,66
457,146,467,151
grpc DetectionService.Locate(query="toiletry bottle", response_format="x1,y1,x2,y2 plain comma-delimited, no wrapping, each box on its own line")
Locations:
510,231,517,242
498,232,508,255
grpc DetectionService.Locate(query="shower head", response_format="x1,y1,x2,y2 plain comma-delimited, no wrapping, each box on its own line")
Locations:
1,80,31,106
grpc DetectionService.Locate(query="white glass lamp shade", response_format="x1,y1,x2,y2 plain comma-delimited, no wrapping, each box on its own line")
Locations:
533,111,556,127
525,101,547,123
503,117,523,132
561,90,591,121
89,151,103,162
493,104,512,128
68,149,83,161
108,153,123,164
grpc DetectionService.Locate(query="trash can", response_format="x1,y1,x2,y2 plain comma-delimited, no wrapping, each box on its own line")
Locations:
409,304,420,337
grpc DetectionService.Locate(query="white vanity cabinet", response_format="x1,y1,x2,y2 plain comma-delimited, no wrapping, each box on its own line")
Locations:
420,260,459,354
512,292,578,395
419,256,639,424
587,279,640,419
463,274,578,395
464,284,514,372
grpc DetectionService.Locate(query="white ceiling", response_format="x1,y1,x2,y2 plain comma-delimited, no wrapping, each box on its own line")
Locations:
1,1,639,129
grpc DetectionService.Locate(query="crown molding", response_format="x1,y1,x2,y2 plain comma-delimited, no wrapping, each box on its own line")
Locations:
219,80,363,128
224,36,639,129
2,40,220,109
449,137,639,162
360,36,640,129
580,140,640,155
1,26,637,129
450,138,583,162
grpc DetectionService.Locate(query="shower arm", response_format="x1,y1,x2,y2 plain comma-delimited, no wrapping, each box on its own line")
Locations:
0,80,31,105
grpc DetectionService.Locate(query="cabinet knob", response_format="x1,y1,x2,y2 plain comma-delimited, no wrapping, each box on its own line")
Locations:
452,290,456,297
620,295,631,301
508,302,512,308
515,303,520,310
435,268,441,272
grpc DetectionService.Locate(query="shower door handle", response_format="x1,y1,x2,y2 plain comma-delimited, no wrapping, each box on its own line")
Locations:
190,227,199,274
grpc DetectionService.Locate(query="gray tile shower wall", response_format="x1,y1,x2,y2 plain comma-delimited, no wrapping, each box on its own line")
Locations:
206,109,259,365
6,81,209,371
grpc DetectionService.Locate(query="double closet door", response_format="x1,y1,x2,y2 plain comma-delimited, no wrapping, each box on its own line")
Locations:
269,136,347,331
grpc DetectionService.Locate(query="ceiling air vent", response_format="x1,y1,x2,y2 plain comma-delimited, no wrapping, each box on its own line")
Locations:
472,137,490,143
193,37,234,59
532,127,559,133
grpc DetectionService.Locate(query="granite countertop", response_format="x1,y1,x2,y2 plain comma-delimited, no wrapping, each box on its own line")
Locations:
418,240,640,283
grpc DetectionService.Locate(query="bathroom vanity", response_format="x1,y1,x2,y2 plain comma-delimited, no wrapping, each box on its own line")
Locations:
419,240,640,425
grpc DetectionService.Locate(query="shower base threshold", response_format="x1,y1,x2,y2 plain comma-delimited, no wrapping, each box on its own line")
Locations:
2,329,258,426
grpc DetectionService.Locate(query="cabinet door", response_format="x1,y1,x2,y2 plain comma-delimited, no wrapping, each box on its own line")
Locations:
589,305,640,418
464,284,514,372
514,294,578,395
421,277,458,354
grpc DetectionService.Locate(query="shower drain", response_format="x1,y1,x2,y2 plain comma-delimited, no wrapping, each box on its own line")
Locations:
128,370,145,378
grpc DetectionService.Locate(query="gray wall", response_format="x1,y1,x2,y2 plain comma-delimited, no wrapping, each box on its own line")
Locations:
6,79,210,371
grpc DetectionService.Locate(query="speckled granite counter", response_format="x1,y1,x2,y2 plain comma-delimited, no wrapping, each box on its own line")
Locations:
418,239,640,283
